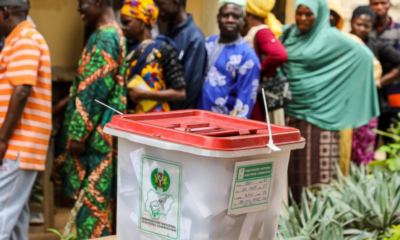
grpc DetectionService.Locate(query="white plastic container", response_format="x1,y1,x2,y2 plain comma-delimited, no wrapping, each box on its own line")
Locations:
104,110,305,240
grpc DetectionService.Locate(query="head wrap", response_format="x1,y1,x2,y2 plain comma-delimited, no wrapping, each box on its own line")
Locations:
121,0,159,27
328,0,344,30
0,0,30,10
281,0,379,131
219,0,247,8
246,0,282,38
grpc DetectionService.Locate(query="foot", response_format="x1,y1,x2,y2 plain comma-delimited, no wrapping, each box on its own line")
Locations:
29,212,44,225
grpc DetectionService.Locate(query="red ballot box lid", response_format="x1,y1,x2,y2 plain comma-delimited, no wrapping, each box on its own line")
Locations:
106,110,305,151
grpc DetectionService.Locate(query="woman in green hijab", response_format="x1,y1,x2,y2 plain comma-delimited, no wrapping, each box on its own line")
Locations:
283,0,380,202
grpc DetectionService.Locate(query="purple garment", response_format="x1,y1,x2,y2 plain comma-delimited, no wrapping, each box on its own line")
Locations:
351,118,378,165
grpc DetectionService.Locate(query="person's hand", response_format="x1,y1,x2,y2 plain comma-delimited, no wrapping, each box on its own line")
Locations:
376,79,383,89
68,140,85,157
128,87,147,103
53,101,66,117
53,96,70,118
0,139,7,166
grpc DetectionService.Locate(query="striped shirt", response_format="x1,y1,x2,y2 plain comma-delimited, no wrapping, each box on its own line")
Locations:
371,18,400,112
0,20,52,171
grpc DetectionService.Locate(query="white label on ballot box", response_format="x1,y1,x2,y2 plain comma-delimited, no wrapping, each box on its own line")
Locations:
228,159,274,215
139,155,182,240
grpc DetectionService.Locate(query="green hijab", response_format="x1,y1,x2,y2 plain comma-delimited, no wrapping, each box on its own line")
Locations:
282,0,379,131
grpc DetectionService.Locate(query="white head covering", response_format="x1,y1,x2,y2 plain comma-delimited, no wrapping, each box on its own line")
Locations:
219,0,247,8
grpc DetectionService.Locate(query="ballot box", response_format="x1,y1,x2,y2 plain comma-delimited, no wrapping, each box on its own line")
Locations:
104,110,305,240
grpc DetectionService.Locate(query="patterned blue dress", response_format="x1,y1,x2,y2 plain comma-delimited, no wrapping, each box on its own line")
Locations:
198,36,261,118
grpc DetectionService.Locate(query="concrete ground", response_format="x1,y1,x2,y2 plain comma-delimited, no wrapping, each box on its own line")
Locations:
28,206,116,240
29,207,72,240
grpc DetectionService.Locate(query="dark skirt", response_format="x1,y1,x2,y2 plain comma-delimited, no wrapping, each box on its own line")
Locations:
286,117,340,203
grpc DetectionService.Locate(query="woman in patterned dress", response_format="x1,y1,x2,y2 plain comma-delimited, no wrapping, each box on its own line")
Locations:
120,0,186,114
52,0,126,238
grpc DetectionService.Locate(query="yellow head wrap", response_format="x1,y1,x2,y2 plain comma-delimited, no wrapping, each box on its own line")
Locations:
328,0,344,30
246,0,283,38
121,0,159,27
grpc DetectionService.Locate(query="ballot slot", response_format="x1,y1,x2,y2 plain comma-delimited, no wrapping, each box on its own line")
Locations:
164,122,268,137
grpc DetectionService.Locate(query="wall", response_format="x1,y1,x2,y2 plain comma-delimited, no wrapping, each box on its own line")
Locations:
30,0,84,81
285,0,400,28
29,0,218,80
199,0,220,37
285,0,296,24
187,0,219,37
28,0,219,81
341,0,400,31
187,0,202,28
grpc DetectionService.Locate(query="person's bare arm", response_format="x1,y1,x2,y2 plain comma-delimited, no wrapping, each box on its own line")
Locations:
378,43,400,88
379,69,400,88
128,87,186,103
0,85,32,165
53,96,70,117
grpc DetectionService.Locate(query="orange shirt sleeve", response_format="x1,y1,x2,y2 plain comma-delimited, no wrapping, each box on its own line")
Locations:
6,36,40,86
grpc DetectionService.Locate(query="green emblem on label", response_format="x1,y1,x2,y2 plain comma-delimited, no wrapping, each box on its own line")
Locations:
145,190,174,220
151,168,170,192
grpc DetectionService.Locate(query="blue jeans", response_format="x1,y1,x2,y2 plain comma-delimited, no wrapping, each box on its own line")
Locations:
0,157,37,240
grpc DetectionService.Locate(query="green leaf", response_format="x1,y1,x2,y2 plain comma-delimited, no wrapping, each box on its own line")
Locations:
301,190,310,223
368,161,388,172
374,129,400,141
389,144,400,150
343,229,376,238
47,228,62,238
387,159,400,172
284,237,311,240
378,145,393,153
65,233,77,240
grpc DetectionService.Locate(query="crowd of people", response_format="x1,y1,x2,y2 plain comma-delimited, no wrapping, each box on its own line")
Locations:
0,0,398,238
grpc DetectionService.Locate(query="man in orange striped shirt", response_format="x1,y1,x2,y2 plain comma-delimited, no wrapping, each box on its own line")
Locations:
0,0,52,239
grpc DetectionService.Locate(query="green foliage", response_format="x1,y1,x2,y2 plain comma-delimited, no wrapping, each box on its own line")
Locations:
278,164,400,240
369,114,400,172
278,115,400,239
276,190,356,240
383,225,400,240
330,164,400,234
47,229,77,240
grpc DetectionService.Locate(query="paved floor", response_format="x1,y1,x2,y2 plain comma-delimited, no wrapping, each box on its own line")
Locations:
29,207,117,240
29,207,71,240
